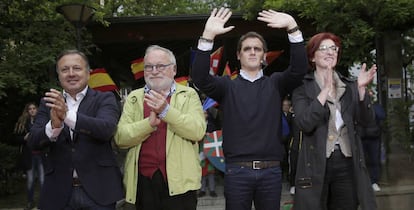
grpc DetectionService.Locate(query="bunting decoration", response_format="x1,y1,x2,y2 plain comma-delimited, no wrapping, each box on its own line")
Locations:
210,46,223,75
131,58,144,80
88,68,118,92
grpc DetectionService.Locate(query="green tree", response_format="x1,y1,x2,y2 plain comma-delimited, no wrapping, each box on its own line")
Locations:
0,0,77,143
237,0,414,73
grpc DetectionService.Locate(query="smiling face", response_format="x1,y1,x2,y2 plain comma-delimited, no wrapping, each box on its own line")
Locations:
237,37,265,72
143,48,176,92
312,39,339,70
57,53,90,98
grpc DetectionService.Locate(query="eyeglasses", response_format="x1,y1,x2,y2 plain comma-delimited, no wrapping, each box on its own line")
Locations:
318,45,339,53
144,63,174,72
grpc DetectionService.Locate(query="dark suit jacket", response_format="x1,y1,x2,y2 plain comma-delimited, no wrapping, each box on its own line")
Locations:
30,88,124,210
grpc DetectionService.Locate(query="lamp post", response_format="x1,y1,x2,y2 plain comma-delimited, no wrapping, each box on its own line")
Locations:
56,3,95,50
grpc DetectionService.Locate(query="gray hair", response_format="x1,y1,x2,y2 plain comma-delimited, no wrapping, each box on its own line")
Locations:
144,45,176,65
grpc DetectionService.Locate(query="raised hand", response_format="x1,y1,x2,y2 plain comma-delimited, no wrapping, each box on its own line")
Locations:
257,9,298,32
358,63,377,88
202,7,235,40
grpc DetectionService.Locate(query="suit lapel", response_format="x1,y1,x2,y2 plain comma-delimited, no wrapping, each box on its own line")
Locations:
72,88,95,142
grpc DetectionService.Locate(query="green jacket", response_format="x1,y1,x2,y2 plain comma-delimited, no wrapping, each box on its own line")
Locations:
115,84,206,204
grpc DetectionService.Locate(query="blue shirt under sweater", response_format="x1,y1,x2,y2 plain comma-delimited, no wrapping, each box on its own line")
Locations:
191,42,307,163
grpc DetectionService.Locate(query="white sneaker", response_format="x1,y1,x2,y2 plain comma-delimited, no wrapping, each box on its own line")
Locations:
372,183,381,192
289,186,295,195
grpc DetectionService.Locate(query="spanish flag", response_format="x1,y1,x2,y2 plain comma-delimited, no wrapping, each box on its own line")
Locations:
175,76,188,86
88,68,118,92
131,58,144,80
222,62,238,80
230,71,238,80
221,62,231,77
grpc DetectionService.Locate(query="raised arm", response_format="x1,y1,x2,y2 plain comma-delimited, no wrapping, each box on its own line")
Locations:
201,7,235,41
257,9,301,36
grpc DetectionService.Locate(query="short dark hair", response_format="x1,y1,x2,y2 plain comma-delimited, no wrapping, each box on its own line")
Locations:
55,49,90,72
237,31,268,53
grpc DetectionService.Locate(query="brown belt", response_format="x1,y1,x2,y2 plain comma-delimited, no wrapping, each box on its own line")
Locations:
232,161,280,170
72,178,82,187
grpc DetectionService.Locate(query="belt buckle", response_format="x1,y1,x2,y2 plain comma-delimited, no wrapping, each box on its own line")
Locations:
253,161,261,170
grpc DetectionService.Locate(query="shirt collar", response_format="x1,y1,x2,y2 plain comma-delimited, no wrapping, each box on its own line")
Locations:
144,82,176,97
63,86,88,101
239,69,264,82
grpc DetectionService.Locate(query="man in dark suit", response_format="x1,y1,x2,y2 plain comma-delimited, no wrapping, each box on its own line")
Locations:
30,49,124,210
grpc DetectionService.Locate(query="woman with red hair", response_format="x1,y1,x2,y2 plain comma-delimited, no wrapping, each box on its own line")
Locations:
292,32,377,210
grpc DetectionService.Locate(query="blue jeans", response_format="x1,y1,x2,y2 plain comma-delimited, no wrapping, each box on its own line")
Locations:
362,139,381,183
65,186,115,210
26,153,44,203
224,163,282,210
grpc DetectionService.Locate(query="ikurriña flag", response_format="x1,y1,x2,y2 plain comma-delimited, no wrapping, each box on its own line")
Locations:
88,68,118,92
131,57,144,80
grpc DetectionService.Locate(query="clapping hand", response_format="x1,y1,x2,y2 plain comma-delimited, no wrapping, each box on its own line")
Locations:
44,88,67,128
358,63,377,88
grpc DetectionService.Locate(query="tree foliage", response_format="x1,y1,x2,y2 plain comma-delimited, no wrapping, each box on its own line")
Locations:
0,0,79,143
1,0,413,145
240,0,414,73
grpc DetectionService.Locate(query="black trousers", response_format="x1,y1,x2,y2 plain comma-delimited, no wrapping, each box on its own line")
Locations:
321,148,357,210
136,170,197,210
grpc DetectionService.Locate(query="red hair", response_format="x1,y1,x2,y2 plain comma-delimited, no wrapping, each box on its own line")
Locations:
306,32,342,70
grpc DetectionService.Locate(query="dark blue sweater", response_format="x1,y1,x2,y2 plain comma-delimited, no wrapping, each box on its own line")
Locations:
191,42,307,162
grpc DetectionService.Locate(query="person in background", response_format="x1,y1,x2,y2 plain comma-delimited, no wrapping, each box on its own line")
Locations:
115,45,206,210
198,138,217,198
29,49,124,210
281,98,293,186
14,102,44,210
198,106,220,198
360,89,386,192
292,32,377,210
191,7,307,210
281,98,302,196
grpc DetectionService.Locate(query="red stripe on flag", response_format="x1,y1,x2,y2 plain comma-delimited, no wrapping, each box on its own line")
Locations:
88,68,118,92
131,58,144,80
